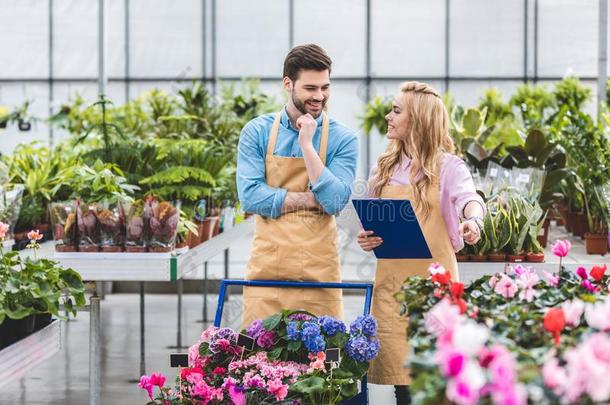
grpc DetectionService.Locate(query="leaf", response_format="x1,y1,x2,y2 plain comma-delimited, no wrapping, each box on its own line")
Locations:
287,340,302,352
263,313,282,331
268,346,283,360
525,129,547,157
462,108,485,137
289,376,326,395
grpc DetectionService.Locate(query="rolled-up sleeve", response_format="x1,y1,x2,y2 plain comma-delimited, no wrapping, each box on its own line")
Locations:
236,122,287,218
311,134,358,215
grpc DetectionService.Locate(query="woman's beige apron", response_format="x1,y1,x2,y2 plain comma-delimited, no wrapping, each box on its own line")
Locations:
368,180,458,386
241,112,343,328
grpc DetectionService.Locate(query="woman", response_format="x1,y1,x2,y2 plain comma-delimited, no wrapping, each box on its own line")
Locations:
357,82,484,404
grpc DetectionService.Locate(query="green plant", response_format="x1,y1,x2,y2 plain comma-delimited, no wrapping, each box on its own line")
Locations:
478,88,513,126
449,106,496,155
505,193,544,254
0,249,86,324
553,76,591,113
360,96,390,135
483,199,512,254
509,83,555,129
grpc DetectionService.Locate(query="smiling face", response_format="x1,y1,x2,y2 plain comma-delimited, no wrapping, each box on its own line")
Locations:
385,93,410,140
283,69,330,118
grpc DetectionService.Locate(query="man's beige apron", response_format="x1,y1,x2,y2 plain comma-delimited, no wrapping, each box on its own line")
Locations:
368,179,458,386
242,112,344,328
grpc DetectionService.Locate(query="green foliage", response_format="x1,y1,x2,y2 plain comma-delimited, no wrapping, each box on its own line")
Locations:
509,83,555,129
478,88,513,126
360,96,390,135
0,250,86,324
553,76,591,113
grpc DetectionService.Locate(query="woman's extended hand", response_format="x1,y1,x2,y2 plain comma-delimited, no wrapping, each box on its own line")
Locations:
357,230,383,252
459,220,481,245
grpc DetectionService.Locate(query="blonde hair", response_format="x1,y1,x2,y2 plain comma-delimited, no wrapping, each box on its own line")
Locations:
370,81,455,220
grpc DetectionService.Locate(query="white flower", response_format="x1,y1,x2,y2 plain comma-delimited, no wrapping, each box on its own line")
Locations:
453,320,490,357
562,299,585,327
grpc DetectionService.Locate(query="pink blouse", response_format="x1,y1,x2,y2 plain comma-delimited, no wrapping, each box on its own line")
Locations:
369,153,485,252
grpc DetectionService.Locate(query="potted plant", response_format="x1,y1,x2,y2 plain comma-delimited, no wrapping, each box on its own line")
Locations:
147,198,179,252
48,201,78,252
456,246,470,262
583,186,609,255
484,202,511,262
175,208,198,253
124,199,147,252
470,215,490,262
0,185,24,243
506,194,544,262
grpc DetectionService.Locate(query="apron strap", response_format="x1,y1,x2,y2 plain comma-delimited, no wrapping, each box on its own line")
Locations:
266,112,282,157
320,112,329,166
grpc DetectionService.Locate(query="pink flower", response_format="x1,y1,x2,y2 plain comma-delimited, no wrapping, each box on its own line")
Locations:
188,341,203,367
424,298,461,337
562,300,585,327
200,326,218,342
489,275,499,288
542,271,560,287
585,299,610,331
516,272,540,302
542,357,567,394
551,239,571,257
577,266,588,279
513,264,528,276
436,349,466,377
582,279,597,293
27,229,43,241
307,351,326,373
228,385,245,405
256,330,278,349
149,373,166,387
138,375,154,399
446,378,480,405
494,274,518,299
267,378,289,401
0,221,9,240
491,384,527,405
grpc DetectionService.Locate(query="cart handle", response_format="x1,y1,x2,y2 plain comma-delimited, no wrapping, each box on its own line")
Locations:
213,280,374,327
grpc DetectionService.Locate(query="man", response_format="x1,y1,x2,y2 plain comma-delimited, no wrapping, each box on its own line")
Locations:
237,44,358,326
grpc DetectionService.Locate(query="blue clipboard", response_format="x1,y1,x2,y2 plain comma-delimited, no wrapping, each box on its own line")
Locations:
352,199,432,259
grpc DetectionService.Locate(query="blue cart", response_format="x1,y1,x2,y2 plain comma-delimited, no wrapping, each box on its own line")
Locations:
214,279,374,405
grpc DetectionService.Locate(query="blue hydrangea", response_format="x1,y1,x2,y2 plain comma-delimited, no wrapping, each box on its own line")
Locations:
303,334,326,352
318,316,347,336
349,315,378,337
286,321,300,341
345,336,380,362
301,321,326,352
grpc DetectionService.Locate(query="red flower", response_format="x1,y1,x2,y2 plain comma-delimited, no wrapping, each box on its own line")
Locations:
455,298,468,314
450,282,465,299
544,308,565,346
590,264,607,283
212,367,227,376
180,366,204,380
432,272,451,285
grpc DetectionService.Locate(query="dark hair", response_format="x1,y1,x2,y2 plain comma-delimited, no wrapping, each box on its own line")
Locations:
283,44,332,82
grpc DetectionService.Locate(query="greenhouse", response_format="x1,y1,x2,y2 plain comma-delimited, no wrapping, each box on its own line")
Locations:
2,0,610,404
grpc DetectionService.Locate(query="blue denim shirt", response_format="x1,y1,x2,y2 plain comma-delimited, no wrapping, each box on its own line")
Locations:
237,108,358,218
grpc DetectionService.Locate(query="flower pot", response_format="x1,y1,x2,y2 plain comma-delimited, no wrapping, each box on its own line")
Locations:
526,252,545,263
213,217,221,236
55,244,78,252
78,245,100,253
507,254,526,263
34,313,53,331
0,315,36,349
199,217,219,243
455,254,469,262
187,229,200,248
576,213,589,239
566,211,577,233
148,246,172,253
584,232,609,255
125,246,147,253
470,254,488,262
101,246,123,253
488,252,506,262
34,223,51,233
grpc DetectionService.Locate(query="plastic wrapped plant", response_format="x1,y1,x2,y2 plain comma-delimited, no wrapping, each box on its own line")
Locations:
0,185,24,242
49,201,78,252
76,200,101,252
96,200,127,252
125,199,147,252
147,199,179,252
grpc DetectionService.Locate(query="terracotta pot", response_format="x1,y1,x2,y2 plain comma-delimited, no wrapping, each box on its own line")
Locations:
470,254,488,262
213,217,221,236
507,254,526,263
187,230,200,248
488,252,507,262
175,241,188,249
78,245,100,253
566,211,577,233
455,254,469,262
55,244,77,252
199,216,219,243
576,213,589,238
584,232,609,255
526,252,545,262
101,246,123,253
35,223,51,233
149,245,172,253
125,246,147,253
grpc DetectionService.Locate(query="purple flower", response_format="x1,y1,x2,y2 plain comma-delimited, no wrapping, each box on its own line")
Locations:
256,330,278,349
318,316,347,336
246,319,263,339
288,313,314,321
345,336,380,362
216,327,237,342
350,315,378,337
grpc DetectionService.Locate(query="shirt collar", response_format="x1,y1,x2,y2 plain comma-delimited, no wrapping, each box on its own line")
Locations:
280,106,324,131
400,154,411,170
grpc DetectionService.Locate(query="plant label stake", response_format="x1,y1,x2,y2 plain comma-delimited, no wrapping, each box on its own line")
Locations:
325,347,341,380
237,333,255,360
170,353,189,368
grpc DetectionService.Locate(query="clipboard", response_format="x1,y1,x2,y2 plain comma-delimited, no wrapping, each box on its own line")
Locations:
352,198,432,259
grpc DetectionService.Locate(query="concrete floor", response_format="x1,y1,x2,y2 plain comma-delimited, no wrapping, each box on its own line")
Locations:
1,293,396,405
